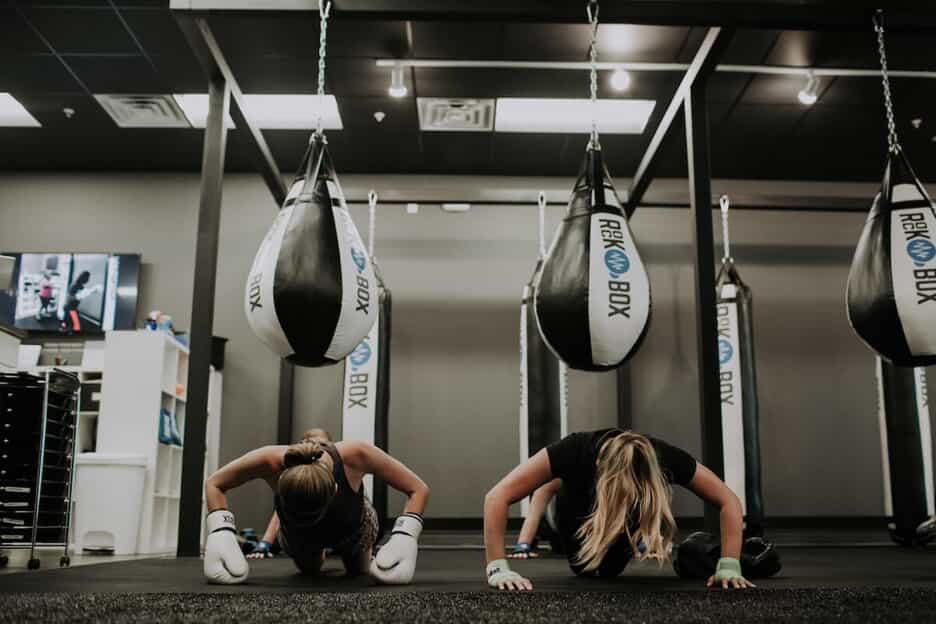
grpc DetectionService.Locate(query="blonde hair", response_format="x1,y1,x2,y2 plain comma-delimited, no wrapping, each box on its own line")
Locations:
574,431,676,572
277,441,336,522
300,428,332,443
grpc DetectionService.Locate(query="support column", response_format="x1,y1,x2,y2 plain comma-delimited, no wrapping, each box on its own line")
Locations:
685,82,723,533
178,75,230,557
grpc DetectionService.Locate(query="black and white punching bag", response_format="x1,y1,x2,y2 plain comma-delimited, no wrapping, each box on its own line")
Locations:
847,146,936,367
245,133,378,367
876,358,935,545
715,196,765,536
341,191,391,523
534,145,651,371
520,192,568,516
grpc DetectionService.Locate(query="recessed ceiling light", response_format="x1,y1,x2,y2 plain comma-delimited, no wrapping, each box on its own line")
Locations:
610,69,631,92
173,94,343,130
0,93,40,127
494,98,655,134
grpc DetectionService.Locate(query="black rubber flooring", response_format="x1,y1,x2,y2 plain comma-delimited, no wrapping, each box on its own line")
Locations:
1,548,935,622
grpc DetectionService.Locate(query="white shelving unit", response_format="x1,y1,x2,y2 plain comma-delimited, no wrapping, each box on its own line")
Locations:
94,330,212,554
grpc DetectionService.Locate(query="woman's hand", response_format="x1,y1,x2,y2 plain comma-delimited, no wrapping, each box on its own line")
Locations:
486,559,534,591
507,542,539,559
246,540,274,559
705,557,756,589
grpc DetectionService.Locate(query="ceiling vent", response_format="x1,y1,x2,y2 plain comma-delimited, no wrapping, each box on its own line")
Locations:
94,94,191,128
417,98,495,132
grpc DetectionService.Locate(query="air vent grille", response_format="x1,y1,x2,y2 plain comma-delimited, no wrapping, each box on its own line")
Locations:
417,98,495,132
94,94,190,128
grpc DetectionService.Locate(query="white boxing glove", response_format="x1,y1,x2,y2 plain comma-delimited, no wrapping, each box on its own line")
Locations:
369,512,423,585
204,509,249,585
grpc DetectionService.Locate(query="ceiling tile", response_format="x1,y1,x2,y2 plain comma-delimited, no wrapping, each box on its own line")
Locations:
410,21,506,60
23,8,139,54
721,29,781,65
0,55,81,92
67,56,166,93
0,8,47,55
336,96,418,131
11,93,112,129
420,132,493,174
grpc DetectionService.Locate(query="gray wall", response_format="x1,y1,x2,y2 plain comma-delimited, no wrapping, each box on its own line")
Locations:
1,172,929,530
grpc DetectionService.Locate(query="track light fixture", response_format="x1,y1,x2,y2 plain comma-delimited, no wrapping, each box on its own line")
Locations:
389,63,408,98
797,71,819,106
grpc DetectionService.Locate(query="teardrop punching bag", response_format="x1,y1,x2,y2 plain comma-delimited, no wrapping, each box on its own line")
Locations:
847,147,936,367
245,133,378,367
715,196,765,537
534,146,651,371
520,193,568,527
876,358,936,545
341,191,391,524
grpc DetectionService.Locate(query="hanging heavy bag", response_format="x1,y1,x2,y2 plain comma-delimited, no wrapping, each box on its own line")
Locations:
244,133,377,366
876,359,935,546
846,14,936,367
715,196,765,537
847,147,936,367
534,145,651,371
342,190,391,525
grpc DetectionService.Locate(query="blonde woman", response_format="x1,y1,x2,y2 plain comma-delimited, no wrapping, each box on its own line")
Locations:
203,438,429,585
247,428,333,560
484,429,752,591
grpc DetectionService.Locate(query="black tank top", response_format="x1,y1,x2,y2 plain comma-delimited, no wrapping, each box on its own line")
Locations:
275,443,364,549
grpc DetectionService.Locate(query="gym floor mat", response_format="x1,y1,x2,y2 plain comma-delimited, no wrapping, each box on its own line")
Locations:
3,589,936,623
1,548,934,622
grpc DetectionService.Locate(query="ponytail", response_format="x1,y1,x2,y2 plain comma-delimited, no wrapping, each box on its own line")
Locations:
573,431,676,572
278,441,336,525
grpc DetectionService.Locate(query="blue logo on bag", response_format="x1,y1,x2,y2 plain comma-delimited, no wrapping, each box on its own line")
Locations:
604,249,630,278
351,247,367,273
718,339,733,365
907,239,936,266
349,340,371,370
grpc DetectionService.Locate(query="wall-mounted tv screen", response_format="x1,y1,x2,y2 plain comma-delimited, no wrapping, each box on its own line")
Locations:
0,253,140,334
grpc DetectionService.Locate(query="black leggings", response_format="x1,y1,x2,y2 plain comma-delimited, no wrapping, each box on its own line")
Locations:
560,530,636,578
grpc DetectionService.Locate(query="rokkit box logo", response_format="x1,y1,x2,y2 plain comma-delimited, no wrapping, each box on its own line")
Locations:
899,211,936,305
599,217,632,318
716,303,739,408
346,336,372,409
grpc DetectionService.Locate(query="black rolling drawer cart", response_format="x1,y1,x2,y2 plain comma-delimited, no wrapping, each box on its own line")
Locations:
0,370,81,569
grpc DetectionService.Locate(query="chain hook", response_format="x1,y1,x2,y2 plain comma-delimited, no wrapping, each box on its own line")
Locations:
315,0,332,137
873,9,900,154
719,194,732,262
367,189,378,258
537,191,547,258
586,0,600,150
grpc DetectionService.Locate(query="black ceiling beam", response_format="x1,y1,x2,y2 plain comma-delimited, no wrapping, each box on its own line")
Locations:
625,27,734,216
175,1,936,32
173,13,288,205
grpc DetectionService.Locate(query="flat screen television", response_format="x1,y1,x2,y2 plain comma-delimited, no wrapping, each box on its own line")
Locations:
0,253,140,334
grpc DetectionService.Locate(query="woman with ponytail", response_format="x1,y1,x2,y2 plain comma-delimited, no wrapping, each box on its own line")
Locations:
203,438,429,586
484,429,750,591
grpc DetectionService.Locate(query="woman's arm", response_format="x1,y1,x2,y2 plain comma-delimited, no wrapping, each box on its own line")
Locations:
484,449,553,563
510,478,562,558
205,446,284,511
685,463,753,589
340,441,430,514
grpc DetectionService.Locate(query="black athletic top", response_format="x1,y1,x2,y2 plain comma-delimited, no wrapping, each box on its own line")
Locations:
275,442,364,550
546,429,697,533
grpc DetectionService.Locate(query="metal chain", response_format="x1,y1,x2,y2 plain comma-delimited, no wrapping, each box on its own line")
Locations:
587,1,600,149
316,0,332,136
873,11,899,152
537,191,547,258
368,189,377,258
719,194,732,261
